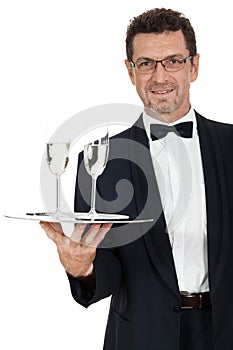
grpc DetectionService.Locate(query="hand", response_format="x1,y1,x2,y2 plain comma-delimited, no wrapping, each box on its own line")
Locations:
40,221,112,278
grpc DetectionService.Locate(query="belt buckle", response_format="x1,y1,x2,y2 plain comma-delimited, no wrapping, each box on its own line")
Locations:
180,292,198,310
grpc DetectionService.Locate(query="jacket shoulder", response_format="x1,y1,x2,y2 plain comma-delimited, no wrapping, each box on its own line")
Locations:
196,111,233,136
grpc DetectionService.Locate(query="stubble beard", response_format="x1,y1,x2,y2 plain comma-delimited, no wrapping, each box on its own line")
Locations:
143,93,179,123
148,100,178,114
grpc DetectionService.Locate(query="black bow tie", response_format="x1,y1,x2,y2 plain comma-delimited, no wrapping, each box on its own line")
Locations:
150,121,193,140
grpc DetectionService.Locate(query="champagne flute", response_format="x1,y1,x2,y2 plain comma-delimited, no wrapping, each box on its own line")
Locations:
77,124,129,221
83,128,109,219
46,142,70,217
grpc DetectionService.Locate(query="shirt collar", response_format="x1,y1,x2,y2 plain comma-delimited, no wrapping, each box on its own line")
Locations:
143,108,197,141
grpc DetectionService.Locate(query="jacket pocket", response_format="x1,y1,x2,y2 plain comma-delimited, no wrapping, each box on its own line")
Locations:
110,306,130,322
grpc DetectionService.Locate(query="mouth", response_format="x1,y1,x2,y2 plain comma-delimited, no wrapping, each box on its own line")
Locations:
150,88,174,95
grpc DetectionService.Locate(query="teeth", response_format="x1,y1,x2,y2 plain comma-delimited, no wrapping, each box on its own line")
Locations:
153,89,172,94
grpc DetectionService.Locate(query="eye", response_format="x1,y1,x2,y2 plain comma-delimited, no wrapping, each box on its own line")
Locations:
170,58,179,64
169,57,182,65
138,60,153,68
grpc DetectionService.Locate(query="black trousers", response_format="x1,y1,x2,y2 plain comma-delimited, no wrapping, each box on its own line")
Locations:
180,308,214,350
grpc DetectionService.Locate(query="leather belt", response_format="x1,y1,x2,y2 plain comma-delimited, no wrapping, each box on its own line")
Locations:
180,292,211,310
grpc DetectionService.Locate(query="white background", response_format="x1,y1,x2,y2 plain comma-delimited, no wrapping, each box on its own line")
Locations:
0,1,232,349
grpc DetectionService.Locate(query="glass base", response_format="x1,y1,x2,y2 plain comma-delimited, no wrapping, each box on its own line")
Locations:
47,211,76,221
74,212,129,221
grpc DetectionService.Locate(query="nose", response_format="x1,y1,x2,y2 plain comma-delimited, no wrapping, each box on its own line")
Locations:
151,62,170,83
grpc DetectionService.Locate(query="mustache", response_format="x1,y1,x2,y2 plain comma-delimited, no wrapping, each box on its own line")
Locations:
146,83,177,91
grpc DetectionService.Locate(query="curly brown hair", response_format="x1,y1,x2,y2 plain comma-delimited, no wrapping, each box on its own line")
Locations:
126,8,197,61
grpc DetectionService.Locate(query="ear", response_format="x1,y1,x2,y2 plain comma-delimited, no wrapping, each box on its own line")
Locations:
190,54,200,83
124,60,136,85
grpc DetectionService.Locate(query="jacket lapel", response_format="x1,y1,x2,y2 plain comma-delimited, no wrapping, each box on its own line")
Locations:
128,116,180,298
196,113,230,293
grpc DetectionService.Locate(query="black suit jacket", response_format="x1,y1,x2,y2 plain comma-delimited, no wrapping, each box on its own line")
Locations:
68,112,233,350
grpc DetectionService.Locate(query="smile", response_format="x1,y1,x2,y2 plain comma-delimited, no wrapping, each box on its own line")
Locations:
151,89,174,95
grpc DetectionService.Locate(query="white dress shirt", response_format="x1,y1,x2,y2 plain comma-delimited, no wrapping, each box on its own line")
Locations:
143,109,209,293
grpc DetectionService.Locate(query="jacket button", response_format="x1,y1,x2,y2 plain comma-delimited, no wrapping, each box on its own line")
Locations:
173,306,181,314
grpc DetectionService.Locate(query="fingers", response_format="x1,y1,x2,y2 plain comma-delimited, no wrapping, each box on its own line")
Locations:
70,223,87,242
81,223,112,247
70,222,112,247
39,221,62,232
39,221,65,245
40,221,112,248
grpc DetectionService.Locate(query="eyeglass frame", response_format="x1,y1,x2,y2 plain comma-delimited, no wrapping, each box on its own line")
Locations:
130,55,193,74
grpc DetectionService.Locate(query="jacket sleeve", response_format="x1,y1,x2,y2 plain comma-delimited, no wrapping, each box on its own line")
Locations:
67,247,122,308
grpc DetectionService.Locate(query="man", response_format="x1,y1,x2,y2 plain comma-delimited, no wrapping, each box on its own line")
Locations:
40,8,233,350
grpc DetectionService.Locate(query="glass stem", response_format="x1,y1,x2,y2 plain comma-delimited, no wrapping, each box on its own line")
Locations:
56,174,61,214
90,176,97,215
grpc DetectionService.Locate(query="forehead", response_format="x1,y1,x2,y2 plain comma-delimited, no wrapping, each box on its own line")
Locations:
132,30,188,59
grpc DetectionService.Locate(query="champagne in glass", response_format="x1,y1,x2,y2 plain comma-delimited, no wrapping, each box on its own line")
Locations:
84,143,109,178
46,142,70,217
84,130,109,219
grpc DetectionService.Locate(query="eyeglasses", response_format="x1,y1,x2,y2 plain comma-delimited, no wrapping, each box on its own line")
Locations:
130,56,193,74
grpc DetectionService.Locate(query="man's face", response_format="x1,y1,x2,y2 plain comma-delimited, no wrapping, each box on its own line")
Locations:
125,30,199,122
